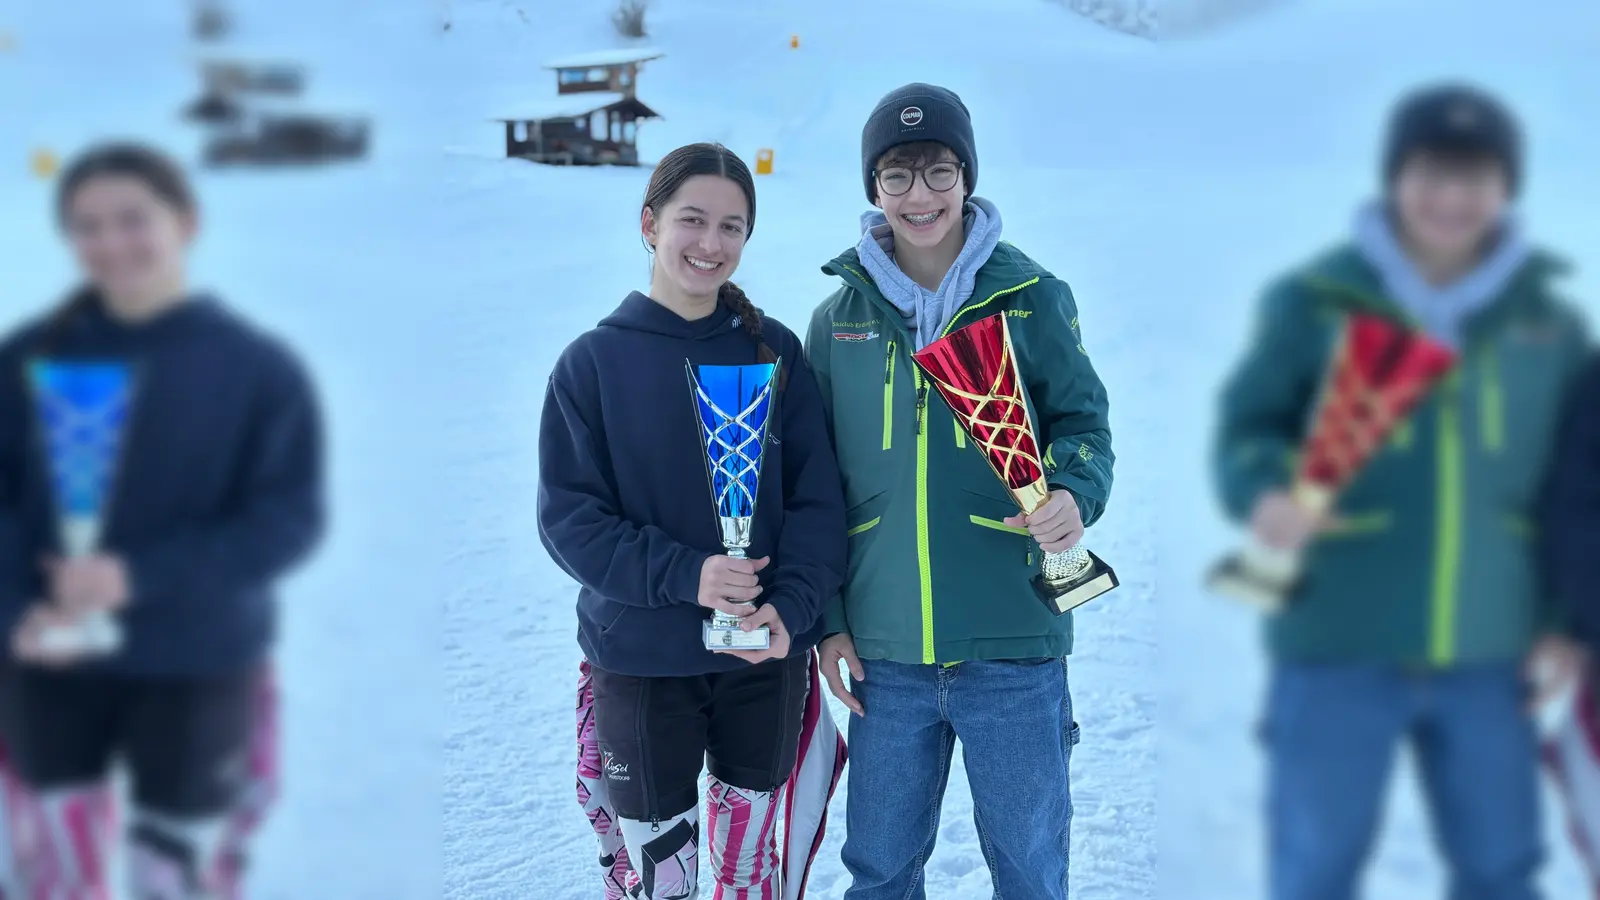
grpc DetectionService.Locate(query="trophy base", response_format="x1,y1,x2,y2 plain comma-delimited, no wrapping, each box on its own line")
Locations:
703,618,771,652
36,613,122,657
1032,549,1119,616
1205,540,1303,614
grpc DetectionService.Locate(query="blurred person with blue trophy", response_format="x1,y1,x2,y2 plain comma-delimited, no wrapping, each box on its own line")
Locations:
539,143,847,899
1209,84,1591,900
0,143,323,899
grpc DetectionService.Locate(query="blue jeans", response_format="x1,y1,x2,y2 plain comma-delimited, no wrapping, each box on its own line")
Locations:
840,657,1079,900
1265,661,1543,900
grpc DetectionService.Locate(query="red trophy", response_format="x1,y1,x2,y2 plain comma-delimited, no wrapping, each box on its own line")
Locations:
912,314,1118,615
1206,311,1457,611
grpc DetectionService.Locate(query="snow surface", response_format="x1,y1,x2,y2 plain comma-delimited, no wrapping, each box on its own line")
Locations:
7,0,1598,897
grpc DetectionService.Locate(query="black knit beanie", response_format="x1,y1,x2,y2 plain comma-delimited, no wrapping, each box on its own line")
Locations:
861,83,976,204
1382,83,1523,197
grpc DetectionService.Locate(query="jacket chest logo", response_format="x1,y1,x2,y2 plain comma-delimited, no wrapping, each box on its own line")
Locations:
833,330,880,343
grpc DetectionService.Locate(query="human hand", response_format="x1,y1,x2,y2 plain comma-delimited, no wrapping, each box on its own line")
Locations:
818,632,865,716
698,555,769,617
1003,489,1084,553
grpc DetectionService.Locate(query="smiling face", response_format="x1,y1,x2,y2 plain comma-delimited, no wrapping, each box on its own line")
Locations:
1392,151,1508,265
63,174,194,308
642,174,750,305
872,142,966,252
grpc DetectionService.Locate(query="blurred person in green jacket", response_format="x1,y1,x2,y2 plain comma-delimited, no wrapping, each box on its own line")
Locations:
1212,83,1591,900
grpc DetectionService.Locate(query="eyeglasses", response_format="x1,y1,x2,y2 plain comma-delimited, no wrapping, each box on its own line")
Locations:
874,160,964,197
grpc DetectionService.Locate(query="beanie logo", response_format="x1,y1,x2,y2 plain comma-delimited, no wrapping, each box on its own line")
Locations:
1448,100,1479,130
899,106,924,126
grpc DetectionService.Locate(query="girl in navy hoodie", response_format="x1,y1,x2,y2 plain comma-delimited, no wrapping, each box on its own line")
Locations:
538,142,847,898
0,143,323,898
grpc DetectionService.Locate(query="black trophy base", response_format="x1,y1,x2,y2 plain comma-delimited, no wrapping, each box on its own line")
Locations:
1204,550,1301,615
1032,549,1119,616
703,618,771,651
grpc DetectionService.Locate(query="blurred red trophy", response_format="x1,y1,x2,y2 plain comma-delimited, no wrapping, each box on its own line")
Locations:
1206,312,1457,612
912,314,1118,615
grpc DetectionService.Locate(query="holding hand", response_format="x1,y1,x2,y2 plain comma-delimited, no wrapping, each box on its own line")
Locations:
1249,490,1343,552
42,554,131,615
12,603,91,667
698,554,769,617
1527,634,1588,713
714,603,791,665
1004,489,1084,553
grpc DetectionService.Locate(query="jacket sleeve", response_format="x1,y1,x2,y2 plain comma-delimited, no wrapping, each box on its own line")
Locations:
0,349,30,641
761,343,848,639
122,348,326,609
1538,354,1600,644
1212,278,1321,524
537,369,710,609
806,299,853,638
1025,279,1113,527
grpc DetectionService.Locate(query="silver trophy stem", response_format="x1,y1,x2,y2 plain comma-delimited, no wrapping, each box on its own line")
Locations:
38,513,123,655
704,521,770,651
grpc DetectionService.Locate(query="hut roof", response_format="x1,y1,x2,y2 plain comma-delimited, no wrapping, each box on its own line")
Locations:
541,48,664,70
492,93,659,122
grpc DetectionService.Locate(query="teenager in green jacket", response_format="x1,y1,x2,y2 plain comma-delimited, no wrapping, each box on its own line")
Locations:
805,83,1114,900
1212,83,1590,900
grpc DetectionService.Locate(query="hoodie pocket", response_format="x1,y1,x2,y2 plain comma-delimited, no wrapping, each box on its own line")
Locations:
599,602,630,635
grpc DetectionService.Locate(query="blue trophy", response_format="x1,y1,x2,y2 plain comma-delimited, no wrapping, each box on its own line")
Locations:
687,360,780,651
26,359,137,656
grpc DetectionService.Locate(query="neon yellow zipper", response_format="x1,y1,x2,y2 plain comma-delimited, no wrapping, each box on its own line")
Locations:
1320,511,1392,537
940,278,1041,339
916,368,934,663
847,517,881,537
1429,370,1463,665
969,515,1028,535
1480,346,1502,453
882,339,896,451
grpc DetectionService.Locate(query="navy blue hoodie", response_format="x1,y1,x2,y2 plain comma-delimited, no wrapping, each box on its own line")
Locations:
0,292,325,677
538,292,847,677
1540,353,1600,647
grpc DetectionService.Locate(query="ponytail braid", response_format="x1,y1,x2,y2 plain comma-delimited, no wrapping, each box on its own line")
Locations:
718,281,787,391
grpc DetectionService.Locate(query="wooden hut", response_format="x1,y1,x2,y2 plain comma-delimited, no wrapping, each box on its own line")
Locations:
496,48,664,166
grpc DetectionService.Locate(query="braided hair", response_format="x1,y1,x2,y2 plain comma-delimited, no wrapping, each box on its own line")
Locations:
642,142,786,390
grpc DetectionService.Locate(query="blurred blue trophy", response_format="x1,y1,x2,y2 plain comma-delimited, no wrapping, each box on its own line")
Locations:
26,359,136,656
687,360,779,651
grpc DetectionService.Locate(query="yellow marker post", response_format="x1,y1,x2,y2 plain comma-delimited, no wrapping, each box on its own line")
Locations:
755,148,774,175
31,149,59,179
789,34,799,50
